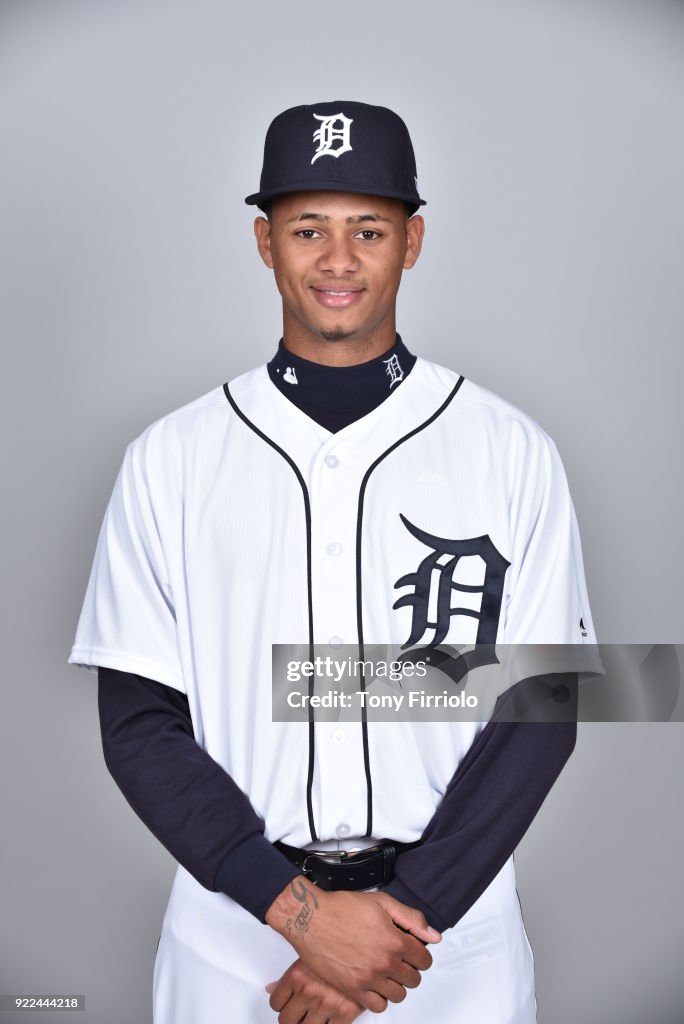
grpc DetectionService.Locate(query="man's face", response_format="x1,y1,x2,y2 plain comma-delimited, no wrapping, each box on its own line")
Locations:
253,191,424,344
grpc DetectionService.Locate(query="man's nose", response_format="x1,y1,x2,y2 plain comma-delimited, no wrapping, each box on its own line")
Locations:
315,234,361,275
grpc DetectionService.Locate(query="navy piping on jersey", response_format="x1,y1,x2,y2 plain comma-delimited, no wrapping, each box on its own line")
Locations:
354,375,466,837
222,338,417,844
222,365,464,842
222,382,319,842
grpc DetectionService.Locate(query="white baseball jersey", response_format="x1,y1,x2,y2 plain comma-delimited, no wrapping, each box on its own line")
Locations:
68,353,602,1023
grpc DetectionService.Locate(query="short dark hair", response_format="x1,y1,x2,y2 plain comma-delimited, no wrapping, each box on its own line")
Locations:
257,198,417,220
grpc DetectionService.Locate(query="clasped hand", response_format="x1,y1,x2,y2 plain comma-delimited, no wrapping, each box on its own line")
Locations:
265,878,441,1023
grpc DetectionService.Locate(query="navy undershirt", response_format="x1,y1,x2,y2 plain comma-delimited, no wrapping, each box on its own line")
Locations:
97,335,577,931
266,333,417,432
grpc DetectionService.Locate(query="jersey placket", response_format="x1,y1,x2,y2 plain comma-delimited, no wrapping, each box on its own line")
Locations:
308,436,371,844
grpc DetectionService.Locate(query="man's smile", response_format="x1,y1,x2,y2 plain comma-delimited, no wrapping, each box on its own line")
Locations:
310,285,365,308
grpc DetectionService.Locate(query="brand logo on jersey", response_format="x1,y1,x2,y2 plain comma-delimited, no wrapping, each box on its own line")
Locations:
312,113,353,164
283,366,298,385
580,616,588,637
392,514,510,648
383,354,404,389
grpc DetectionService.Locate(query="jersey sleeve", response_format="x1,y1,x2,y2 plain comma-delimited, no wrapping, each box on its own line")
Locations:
497,427,604,685
67,439,186,693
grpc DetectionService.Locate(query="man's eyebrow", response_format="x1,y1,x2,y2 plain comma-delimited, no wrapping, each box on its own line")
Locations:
285,212,392,224
285,212,330,223
346,213,392,224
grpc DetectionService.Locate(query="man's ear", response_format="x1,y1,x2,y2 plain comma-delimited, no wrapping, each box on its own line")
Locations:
403,214,425,270
254,216,274,269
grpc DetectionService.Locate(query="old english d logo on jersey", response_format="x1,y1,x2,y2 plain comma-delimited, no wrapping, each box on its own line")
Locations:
311,112,353,164
393,514,510,648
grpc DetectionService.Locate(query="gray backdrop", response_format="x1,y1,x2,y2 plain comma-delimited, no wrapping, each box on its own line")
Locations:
1,0,683,1021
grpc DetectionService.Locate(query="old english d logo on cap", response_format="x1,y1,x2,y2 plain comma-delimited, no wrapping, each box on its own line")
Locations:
311,112,353,164
244,100,426,214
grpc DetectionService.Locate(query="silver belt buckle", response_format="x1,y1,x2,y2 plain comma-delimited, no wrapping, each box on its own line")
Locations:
301,843,385,875
301,849,348,874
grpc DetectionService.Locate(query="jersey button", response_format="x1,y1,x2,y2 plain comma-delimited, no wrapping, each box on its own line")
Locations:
331,728,346,745
336,823,351,838
326,541,342,556
324,454,339,468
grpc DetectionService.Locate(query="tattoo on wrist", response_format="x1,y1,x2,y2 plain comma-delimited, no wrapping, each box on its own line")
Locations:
285,878,319,938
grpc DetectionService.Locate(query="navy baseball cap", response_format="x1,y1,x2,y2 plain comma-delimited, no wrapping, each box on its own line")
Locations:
244,100,426,216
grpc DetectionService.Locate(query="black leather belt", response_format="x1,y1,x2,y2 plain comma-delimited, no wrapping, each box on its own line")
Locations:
274,838,421,891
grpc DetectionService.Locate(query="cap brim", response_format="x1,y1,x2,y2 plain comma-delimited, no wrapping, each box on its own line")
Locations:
244,181,426,208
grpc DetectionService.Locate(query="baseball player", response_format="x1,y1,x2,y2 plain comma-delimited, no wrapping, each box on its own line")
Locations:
68,101,603,1023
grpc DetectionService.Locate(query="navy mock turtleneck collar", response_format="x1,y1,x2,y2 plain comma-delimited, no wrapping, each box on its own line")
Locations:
267,333,417,433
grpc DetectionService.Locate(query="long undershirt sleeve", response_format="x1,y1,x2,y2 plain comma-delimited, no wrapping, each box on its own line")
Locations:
383,674,578,931
97,666,300,923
